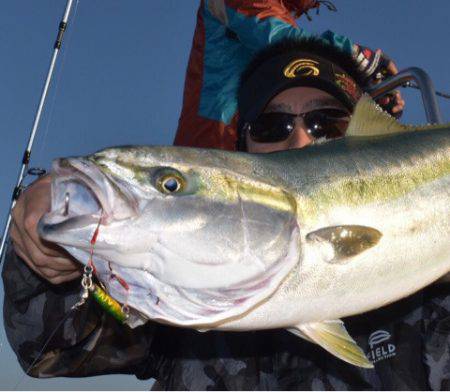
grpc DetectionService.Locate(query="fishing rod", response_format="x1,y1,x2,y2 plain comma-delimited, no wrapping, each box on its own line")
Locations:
0,0,76,263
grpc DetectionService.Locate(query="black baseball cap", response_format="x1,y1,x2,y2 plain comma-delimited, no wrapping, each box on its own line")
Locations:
238,40,363,126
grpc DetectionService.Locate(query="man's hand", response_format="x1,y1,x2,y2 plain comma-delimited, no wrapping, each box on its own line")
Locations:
375,60,405,117
10,175,82,284
353,45,406,117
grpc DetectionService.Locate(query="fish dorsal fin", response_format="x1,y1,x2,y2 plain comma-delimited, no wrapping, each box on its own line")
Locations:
290,320,374,368
346,94,409,136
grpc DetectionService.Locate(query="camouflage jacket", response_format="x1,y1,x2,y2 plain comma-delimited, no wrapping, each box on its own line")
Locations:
3,245,450,390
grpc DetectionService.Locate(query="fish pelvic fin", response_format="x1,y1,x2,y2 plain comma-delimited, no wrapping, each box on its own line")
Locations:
346,94,444,137
306,225,382,263
290,320,374,369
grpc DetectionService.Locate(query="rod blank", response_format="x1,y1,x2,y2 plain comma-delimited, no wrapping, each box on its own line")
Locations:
0,0,75,261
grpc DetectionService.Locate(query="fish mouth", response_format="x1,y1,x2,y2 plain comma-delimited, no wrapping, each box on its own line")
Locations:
39,157,137,243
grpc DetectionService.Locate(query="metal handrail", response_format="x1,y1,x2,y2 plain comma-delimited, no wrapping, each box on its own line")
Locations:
365,67,443,124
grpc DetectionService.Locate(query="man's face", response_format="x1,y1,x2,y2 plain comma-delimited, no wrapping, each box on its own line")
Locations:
246,86,349,153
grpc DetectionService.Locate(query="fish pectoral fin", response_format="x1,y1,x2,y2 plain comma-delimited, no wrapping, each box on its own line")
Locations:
292,320,374,369
306,225,382,263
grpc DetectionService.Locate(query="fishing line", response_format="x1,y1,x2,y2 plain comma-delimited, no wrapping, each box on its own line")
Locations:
12,210,116,389
35,0,81,166
6,206,127,388
12,307,77,391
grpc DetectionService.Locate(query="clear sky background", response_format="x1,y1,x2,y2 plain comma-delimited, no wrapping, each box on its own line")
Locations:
0,0,449,390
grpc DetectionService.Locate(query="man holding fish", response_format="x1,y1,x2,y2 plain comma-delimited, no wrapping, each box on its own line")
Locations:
3,0,450,390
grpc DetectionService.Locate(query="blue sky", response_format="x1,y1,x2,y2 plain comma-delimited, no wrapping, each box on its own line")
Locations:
0,0,449,389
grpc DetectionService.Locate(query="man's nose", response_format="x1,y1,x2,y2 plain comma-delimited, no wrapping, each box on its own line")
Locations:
288,119,314,149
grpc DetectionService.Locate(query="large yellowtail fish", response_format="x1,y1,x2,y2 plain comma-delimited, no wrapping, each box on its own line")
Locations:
39,97,450,368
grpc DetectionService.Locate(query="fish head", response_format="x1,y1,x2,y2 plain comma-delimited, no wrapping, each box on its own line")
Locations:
39,146,301,325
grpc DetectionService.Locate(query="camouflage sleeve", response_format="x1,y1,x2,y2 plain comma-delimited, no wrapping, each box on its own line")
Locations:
423,282,450,390
2,243,161,379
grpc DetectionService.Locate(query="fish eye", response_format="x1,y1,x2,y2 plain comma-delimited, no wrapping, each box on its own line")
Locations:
162,177,180,193
157,173,185,194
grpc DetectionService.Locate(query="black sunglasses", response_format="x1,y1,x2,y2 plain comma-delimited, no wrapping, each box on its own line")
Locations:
244,108,351,144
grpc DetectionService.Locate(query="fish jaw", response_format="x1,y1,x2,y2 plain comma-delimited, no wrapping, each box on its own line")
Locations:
38,157,139,250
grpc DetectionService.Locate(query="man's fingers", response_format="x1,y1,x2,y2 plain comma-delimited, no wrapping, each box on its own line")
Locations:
11,196,25,227
393,99,405,112
23,210,66,258
10,221,37,271
392,90,405,114
14,241,81,283
25,217,67,257
375,89,405,119
12,175,63,258
47,270,83,285
9,175,83,285
13,243,48,279
39,265,82,281
387,60,399,75
392,102,405,114
10,220,26,251
12,219,80,272
10,196,28,249
21,235,79,272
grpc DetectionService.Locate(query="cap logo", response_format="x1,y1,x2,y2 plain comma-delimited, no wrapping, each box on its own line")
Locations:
284,58,320,78
335,72,361,102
